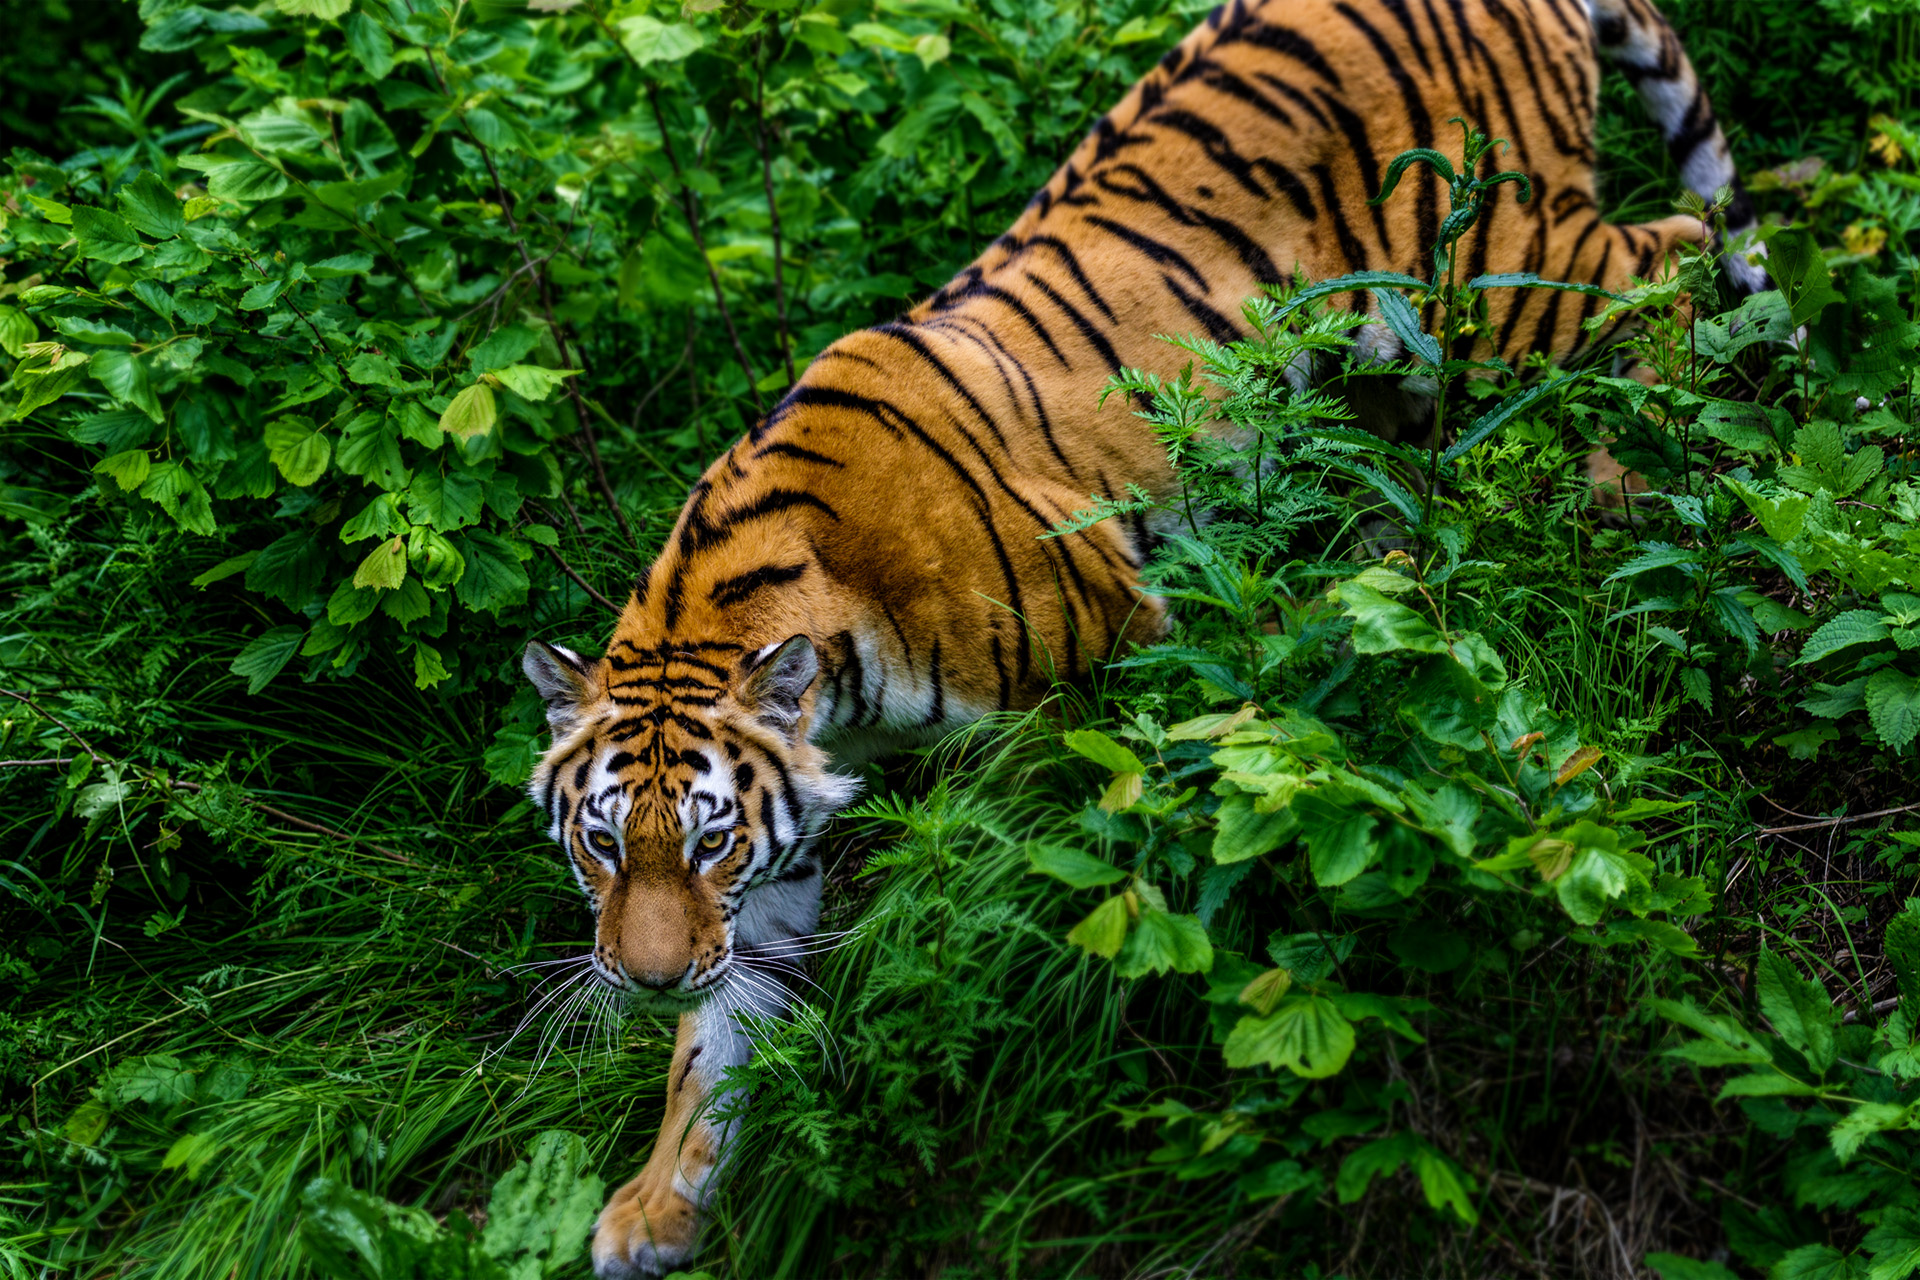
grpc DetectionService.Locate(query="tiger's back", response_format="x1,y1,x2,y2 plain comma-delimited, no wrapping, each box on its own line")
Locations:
531,3,1751,1274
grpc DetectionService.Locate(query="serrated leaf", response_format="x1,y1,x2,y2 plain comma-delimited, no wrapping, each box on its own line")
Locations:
71,206,145,263
94,449,152,491
1368,288,1441,366
1798,611,1891,664
618,14,706,65
265,416,331,486
1062,729,1145,775
352,536,408,591
1066,895,1128,959
1865,669,1920,751
1028,844,1126,889
1224,994,1354,1077
116,170,185,238
1114,908,1212,978
1603,542,1701,584
230,625,304,695
440,383,498,441
479,1130,605,1276
1862,1208,1920,1280
1757,949,1836,1072
90,349,162,421
1338,580,1447,654
138,461,216,534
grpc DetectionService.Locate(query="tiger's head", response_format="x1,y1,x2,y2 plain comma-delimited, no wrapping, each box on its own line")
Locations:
522,633,857,1003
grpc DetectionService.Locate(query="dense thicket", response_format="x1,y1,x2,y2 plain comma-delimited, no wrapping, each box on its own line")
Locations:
2,2,1918,1278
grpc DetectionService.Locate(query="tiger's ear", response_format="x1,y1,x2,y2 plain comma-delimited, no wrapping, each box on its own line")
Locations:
738,634,817,734
522,640,599,731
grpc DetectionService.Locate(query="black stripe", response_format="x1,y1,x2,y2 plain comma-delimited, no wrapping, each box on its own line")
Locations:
1084,215,1209,292
752,441,845,468
709,562,809,609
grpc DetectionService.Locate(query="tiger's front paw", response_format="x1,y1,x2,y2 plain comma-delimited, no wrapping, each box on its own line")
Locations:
590,1174,700,1279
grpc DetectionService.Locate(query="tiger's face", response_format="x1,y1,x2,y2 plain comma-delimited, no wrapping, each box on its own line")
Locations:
522,634,857,1002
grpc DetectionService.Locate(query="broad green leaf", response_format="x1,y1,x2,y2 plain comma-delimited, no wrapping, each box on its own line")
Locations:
352,537,408,591
1759,225,1844,326
138,462,216,534
1603,542,1700,584
1646,1253,1741,1280
408,468,487,532
265,416,331,486
1555,827,1651,926
1337,581,1447,654
1334,1132,1415,1204
1115,908,1213,978
1028,844,1126,889
491,364,578,401
1268,930,1353,984
440,383,498,441
1772,1245,1868,1280
1863,1208,1920,1280
71,206,145,263
1062,729,1145,775
91,349,162,421
1831,1102,1912,1165
1368,287,1441,366
1066,895,1128,959
116,170,185,238
348,353,402,387
204,159,289,203
1757,949,1836,1072
618,15,706,65
1797,610,1891,664
1224,993,1355,1077
1715,1072,1819,1100
452,530,529,614
13,353,91,419
230,625,304,695
344,11,394,77
190,553,258,589
479,1130,605,1279
1865,669,1920,751
240,100,324,154
1211,792,1299,864
161,1131,225,1180
94,449,152,491
0,304,36,358
1441,376,1572,465
276,0,350,17
1300,803,1376,887
336,412,409,489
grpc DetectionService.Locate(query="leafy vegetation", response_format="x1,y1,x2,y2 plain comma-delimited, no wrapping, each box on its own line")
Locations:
3,1,1919,1278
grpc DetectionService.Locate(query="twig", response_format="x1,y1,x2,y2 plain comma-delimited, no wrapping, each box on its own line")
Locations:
753,33,796,387
1757,801,1920,835
584,1,765,413
0,757,78,768
0,687,107,761
541,543,621,613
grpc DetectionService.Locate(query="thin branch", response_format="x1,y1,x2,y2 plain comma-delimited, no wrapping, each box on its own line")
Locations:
584,1,765,413
0,687,105,761
753,33,796,387
540,543,621,614
1757,801,1920,835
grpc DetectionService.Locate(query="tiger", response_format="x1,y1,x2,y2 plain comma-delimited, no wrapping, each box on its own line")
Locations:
522,0,1755,1272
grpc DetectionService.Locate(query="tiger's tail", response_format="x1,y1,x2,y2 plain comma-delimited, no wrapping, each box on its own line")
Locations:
1589,0,1768,291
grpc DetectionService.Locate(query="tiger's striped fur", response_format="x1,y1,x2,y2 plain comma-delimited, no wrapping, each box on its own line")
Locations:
525,0,1750,1272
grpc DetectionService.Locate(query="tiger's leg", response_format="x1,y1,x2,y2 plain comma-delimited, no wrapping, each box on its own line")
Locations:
591,989,779,1278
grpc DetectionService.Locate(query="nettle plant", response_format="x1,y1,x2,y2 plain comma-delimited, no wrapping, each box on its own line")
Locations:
1025,289,1717,1220
1583,223,1920,755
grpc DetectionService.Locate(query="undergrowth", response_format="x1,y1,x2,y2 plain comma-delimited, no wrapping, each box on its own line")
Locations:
4,2,1920,1279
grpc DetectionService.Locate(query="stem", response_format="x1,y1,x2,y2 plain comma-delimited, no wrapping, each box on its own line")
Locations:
753,31,797,388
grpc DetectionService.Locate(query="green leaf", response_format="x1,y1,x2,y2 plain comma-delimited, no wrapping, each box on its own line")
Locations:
204,159,289,203
1758,225,1844,327
440,383,498,441
1831,1102,1912,1165
138,461,216,534
117,170,186,238
1211,791,1299,864
1554,827,1651,926
1337,581,1447,654
1223,993,1355,1077
1441,376,1573,465
265,416,331,487
336,412,409,489
190,553,258,589
1028,844,1127,889
71,206,145,263
344,11,394,77
1865,669,1920,751
452,530,529,614
408,468,486,532
618,15,706,65
1864,1209,1920,1280
1715,1071,1819,1100
230,625,304,695
1368,288,1441,366
1299,800,1376,887
1757,949,1837,1073
1772,1245,1868,1280
479,1131,605,1277
352,537,408,591
1114,908,1213,978
347,353,402,388
276,0,351,17
90,349,163,421
1603,542,1700,584
1268,931,1354,984
1066,895,1128,959
1061,729,1145,775
1798,610,1892,665
1888,905,1920,1006
491,364,578,401
1646,1253,1741,1280
94,449,152,491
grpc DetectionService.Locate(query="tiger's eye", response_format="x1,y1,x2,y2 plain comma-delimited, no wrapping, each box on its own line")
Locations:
587,829,617,855
698,831,727,853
